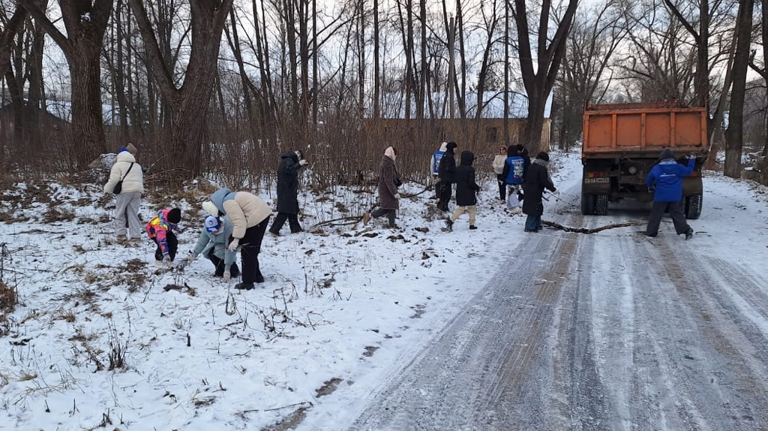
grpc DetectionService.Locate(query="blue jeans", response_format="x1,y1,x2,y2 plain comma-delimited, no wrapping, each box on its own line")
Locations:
525,215,541,231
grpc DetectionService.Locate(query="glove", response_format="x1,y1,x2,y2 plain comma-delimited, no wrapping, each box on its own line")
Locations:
228,238,240,251
223,272,231,282
299,159,308,166
394,193,401,200
162,254,173,268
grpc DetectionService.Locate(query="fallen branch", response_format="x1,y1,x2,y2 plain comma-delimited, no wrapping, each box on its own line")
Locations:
542,220,645,234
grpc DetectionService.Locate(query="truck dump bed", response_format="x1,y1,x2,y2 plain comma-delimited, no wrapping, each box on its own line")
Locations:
582,103,708,156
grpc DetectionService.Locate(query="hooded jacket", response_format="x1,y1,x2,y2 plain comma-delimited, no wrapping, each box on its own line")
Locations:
104,151,144,194
455,151,481,206
378,149,400,210
522,158,556,216
646,158,695,202
438,143,457,183
192,216,237,271
276,151,302,214
146,209,180,256
210,188,272,239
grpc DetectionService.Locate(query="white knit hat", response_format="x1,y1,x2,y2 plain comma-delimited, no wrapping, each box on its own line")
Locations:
202,201,219,217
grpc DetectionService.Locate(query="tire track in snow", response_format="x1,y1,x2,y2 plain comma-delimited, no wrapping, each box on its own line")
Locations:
348,230,576,430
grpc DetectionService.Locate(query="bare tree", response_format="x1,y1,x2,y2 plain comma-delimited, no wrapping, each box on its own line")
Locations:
556,0,625,149
0,5,27,79
510,0,578,152
19,0,113,169
129,0,235,176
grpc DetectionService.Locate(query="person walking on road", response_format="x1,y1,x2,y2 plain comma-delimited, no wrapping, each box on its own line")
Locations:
645,149,695,239
437,142,458,212
522,152,557,232
269,150,308,236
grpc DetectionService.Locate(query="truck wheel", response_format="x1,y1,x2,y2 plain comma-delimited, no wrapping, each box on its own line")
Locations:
594,194,609,215
685,194,702,219
581,194,594,215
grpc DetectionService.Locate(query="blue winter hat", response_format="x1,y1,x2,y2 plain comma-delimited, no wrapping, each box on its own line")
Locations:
117,147,129,154
204,215,220,233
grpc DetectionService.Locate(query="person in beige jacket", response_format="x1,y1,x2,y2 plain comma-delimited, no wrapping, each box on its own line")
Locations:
203,188,272,290
104,145,144,243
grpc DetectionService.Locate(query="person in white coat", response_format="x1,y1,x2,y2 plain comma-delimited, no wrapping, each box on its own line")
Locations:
104,144,144,243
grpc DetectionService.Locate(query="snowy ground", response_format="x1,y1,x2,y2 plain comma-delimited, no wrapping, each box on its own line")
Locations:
1,152,766,430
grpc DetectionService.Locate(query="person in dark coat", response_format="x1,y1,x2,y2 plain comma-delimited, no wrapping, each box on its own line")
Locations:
437,141,458,212
364,147,401,228
269,150,308,236
445,151,481,231
522,152,556,232
645,149,695,239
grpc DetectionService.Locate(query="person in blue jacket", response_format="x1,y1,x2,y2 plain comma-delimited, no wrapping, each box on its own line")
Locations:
645,149,695,239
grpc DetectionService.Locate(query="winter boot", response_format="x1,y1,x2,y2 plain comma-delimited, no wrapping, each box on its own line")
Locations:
685,228,694,240
235,282,255,290
469,225,477,230
445,219,453,232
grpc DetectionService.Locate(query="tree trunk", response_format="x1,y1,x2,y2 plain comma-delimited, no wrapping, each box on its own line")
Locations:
724,0,754,178
373,0,380,119
69,53,107,167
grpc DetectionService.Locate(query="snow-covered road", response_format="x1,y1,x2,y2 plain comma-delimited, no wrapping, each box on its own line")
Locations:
345,178,768,430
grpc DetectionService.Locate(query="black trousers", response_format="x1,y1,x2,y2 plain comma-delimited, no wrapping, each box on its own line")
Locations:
269,212,302,234
154,231,177,261
497,174,506,201
433,178,442,199
206,249,240,277
646,200,690,236
437,182,453,211
241,216,270,283
371,208,396,227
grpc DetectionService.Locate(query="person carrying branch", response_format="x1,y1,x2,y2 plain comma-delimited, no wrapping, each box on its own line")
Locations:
522,152,556,232
645,149,695,240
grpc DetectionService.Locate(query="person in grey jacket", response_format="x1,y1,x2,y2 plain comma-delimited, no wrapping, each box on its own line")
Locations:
185,215,241,281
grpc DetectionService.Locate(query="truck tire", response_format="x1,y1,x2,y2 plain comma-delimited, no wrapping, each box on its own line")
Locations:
685,194,702,219
594,194,609,215
581,194,594,215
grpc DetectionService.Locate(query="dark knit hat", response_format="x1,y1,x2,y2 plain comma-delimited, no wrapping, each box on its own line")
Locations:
660,149,674,160
537,151,550,162
167,208,181,224
446,141,458,151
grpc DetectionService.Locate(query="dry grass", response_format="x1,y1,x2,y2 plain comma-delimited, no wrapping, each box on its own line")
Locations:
0,280,18,325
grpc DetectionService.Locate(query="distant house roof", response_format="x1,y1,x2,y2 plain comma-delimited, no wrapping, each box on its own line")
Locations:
379,90,553,119
44,100,127,126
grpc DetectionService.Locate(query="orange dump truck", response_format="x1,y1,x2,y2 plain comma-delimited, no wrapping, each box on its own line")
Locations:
581,103,708,218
